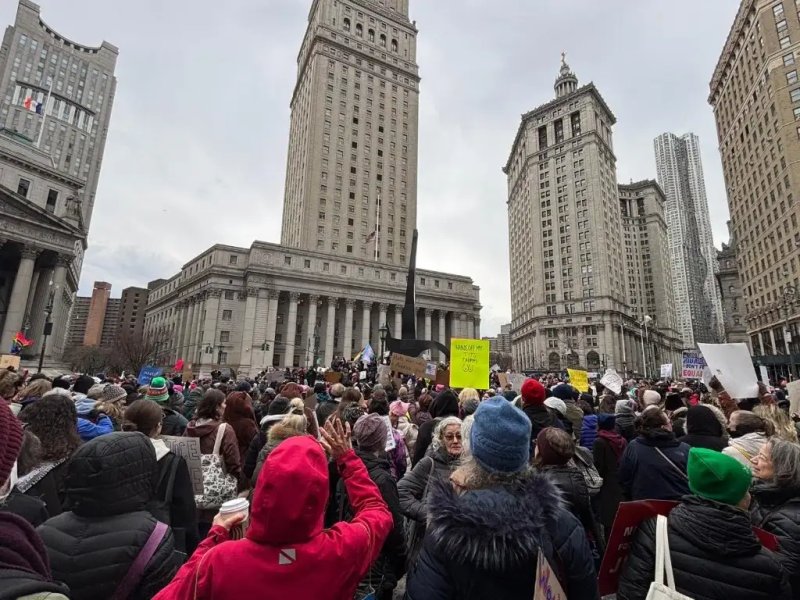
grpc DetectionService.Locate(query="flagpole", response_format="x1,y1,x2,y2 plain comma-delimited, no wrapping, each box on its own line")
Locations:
374,192,380,261
36,80,52,149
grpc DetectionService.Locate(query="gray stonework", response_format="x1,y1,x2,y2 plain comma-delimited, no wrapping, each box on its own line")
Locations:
716,222,749,347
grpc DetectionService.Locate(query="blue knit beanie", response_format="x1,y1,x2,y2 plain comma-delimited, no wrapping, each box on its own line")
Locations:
470,397,531,473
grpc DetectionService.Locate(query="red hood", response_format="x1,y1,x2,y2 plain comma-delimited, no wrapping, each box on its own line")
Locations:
246,435,329,546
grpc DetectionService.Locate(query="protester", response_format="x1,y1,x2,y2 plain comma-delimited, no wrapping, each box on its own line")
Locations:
123,399,200,555
16,391,82,517
754,404,799,443
618,447,791,600
367,394,407,479
152,419,393,599
724,410,774,467
551,383,583,438
148,377,189,435
619,406,690,500
614,398,637,441
535,427,604,561
457,387,480,419
750,438,800,597
223,391,259,462
336,414,406,599
412,389,459,464
0,512,70,599
0,369,22,404
37,432,179,600
414,392,433,427
579,401,598,449
94,383,128,429
390,398,418,456
520,379,561,447
399,415,462,564
678,404,728,451
406,397,598,599
592,412,627,532
11,378,51,416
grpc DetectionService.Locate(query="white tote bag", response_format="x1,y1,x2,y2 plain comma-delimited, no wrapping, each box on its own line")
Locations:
646,515,694,600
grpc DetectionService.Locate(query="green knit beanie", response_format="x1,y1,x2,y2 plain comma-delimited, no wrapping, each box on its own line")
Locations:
688,447,751,506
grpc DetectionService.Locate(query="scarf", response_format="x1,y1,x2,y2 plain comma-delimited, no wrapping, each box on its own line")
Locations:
597,429,627,460
14,458,67,494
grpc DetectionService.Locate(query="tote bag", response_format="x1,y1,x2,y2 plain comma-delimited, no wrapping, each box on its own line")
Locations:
646,515,694,600
194,423,238,510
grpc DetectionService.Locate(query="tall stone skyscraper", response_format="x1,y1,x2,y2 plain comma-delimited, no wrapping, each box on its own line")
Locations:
280,0,419,268
0,0,118,229
710,0,800,370
505,59,681,374
654,132,723,347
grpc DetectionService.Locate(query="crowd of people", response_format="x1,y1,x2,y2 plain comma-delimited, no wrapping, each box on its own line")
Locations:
0,363,799,599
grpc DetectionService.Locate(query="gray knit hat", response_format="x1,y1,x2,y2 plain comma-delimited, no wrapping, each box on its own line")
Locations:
353,413,387,452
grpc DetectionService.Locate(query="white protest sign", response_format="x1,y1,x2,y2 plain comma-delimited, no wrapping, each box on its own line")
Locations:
160,435,204,494
509,373,526,393
600,369,623,395
660,363,673,379
759,365,769,385
698,343,758,400
382,415,396,451
359,370,367,381
377,365,391,386
533,549,565,600
786,380,800,416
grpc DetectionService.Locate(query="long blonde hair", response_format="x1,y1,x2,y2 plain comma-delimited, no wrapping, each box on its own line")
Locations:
754,405,798,443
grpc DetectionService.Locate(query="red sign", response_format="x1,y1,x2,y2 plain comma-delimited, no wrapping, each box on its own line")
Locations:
597,500,778,596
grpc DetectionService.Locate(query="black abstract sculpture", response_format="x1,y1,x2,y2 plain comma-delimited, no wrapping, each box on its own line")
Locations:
385,229,449,360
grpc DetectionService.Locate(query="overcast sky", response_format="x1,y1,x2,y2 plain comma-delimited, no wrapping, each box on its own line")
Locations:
1,0,741,337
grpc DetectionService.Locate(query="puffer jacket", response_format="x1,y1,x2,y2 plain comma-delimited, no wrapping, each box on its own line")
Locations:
36,432,179,600
398,447,459,525
618,496,791,600
406,472,599,599
618,431,690,501
152,437,392,600
336,449,406,598
750,482,800,598
580,415,598,449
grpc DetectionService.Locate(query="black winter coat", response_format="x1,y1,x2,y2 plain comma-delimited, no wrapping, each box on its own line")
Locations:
153,451,199,556
540,465,603,554
523,404,563,451
16,460,70,518
37,432,179,600
619,432,690,501
678,405,728,452
750,482,800,598
592,434,625,532
161,407,188,436
618,496,791,600
406,471,599,600
0,489,49,527
336,449,406,597
411,392,458,465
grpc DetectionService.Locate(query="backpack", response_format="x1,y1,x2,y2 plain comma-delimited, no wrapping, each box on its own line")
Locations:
146,452,189,555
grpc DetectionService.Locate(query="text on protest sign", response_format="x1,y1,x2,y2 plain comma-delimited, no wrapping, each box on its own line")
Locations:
160,435,204,495
600,369,623,395
137,365,163,386
390,353,427,378
660,363,673,379
567,369,589,393
449,338,490,389
533,549,565,600
681,351,706,380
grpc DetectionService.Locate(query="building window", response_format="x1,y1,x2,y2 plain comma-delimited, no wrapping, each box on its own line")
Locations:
784,53,795,66
788,71,799,85
284,256,292,265
355,23,363,37
218,352,228,364
220,331,230,342
347,245,353,253
46,189,58,212
224,290,234,300
304,259,311,268
17,178,30,197
323,262,330,272
343,18,350,31
229,254,238,265
222,310,232,321
791,88,800,103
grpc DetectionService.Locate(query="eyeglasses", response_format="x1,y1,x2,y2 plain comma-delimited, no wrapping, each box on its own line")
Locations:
444,433,462,441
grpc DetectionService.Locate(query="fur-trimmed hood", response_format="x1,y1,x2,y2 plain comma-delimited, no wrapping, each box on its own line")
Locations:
425,471,565,571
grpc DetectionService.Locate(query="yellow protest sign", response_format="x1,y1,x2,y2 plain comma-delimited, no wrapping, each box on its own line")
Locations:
449,338,490,389
567,368,589,393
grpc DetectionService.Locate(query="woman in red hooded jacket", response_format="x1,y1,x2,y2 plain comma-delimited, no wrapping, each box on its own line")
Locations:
153,418,393,600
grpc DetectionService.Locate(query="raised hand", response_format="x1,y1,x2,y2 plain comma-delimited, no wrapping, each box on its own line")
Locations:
319,417,352,461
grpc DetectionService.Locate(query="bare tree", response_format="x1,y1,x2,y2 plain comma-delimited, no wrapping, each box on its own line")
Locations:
62,345,111,374
109,331,168,376
490,351,514,371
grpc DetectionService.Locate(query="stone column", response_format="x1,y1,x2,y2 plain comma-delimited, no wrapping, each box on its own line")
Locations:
394,306,402,338
44,255,70,361
423,308,432,342
474,317,481,339
757,331,765,355
188,296,201,364
239,288,259,375
438,311,447,362
378,303,388,329
1,247,39,347
603,322,614,369
26,266,53,354
457,313,467,339
264,290,279,367
307,295,320,367
200,289,221,366
343,299,355,360
284,292,300,368
324,298,337,367
181,300,196,362
360,301,372,350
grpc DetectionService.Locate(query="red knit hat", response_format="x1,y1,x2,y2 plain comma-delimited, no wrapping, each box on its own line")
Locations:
521,379,546,407
0,400,23,485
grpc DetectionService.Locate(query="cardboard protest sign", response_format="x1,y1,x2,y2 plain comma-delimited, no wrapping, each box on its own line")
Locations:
660,363,673,379
533,549,565,600
509,373,525,392
0,354,21,370
698,343,758,399
449,338,490,389
390,353,427,378
681,350,706,379
435,368,450,387
182,364,194,382
160,435,204,495
759,365,769,384
497,372,509,389
324,371,342,384
137,365,163,386
567,369,589,393
377,365,392,386
600,369,623,395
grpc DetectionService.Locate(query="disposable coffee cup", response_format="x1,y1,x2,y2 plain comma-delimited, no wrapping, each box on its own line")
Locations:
219,498,249,539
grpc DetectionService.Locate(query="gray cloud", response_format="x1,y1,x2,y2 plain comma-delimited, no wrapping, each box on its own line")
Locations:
0,0,738,337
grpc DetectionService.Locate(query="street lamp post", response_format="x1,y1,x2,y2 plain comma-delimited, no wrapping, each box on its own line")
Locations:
782,285,799,379
640,315,652,379
37,284,57,374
